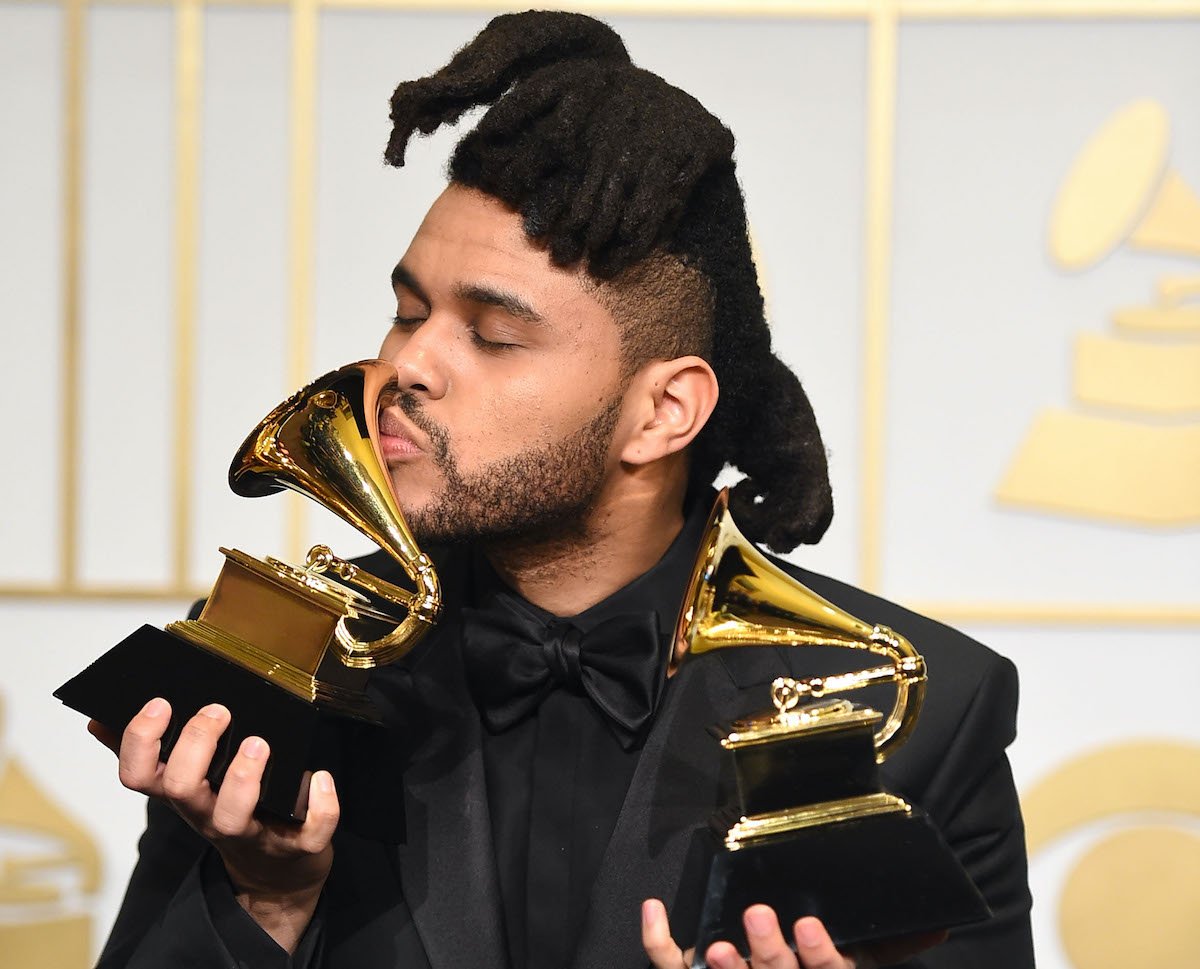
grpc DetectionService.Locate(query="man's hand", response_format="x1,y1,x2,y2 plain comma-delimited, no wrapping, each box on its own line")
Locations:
642,898,946,969
90,697,339,954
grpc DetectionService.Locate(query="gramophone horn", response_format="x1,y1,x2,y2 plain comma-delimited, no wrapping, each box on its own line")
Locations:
671,489,925,760
229,359,440,668
1050,99,1200,269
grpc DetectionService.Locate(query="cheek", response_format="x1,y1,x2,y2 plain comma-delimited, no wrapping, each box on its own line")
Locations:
379,329,404,359
472,377,555,446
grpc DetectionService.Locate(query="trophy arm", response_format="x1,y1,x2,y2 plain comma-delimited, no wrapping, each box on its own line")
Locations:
306,545,442,669
768,625,926,762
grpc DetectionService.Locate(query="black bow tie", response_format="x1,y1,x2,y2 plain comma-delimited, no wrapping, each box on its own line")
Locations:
460,598,667,750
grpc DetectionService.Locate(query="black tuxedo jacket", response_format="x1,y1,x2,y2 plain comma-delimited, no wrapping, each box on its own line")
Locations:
98,547,1033,969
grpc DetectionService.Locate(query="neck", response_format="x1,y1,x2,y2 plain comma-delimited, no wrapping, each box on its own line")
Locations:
484,472,688,617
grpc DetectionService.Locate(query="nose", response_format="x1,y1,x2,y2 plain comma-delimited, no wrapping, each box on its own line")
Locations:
382,320,448,399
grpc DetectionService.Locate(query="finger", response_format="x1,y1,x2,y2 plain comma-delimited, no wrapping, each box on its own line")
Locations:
117,698,172,792
160,703,230,806
87,719,121,754
793,917,852,969
209,736,269,837
293,770,340,854
705,940,749,969
743,905,800,969
642,898,688,969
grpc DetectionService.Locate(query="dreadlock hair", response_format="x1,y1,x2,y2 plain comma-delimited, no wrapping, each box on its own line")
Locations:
384,10,832,551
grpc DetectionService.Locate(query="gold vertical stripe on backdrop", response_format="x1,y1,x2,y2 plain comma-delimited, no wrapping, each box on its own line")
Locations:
59,0,85,591
173,0,203,589
286,0,318,564
858,0,897,592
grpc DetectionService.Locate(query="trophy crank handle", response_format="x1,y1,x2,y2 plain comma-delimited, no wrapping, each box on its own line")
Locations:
306,545,441,668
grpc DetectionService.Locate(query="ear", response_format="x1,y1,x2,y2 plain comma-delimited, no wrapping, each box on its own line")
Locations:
620,356,719,466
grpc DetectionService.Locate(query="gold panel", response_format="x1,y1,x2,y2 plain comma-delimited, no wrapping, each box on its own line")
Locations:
1113,305,1200,334
1048,99,1169,271
1074,332,1200,413
1024,742,1200,969
0,760,101,899
1158,275,1200,305
0,693,100,967
1059,827,1200,969
1023,741,1200,855
857,0,897,592
908,601,1200,625
0,918,91,969
58,0,84,590
9,0,1198,13
1130,168,1200,259
997,410,1200,526
172,0,203,587
285,0,318,565
999,99,1200,533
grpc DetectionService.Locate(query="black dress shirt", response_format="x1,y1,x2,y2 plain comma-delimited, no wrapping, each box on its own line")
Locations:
463,505,707,969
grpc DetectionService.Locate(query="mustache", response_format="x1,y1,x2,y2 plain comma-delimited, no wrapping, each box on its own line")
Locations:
392,390,451,464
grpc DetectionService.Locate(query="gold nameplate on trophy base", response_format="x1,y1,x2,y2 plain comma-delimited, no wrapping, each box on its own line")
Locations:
166,548,385,719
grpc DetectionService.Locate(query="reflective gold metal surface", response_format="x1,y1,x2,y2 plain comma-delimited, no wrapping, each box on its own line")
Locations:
717,792,912,850
720,696,882,748
165,619,379,720
671,489,926,761
228,359,441,668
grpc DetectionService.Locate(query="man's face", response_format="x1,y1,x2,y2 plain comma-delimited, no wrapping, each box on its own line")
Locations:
378,184,628,545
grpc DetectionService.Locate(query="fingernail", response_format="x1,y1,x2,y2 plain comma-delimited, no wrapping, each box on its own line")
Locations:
316,771,334,794
199,703,226,719
795,917,822,948
745,906,774,938
142,698,168,718
241,737,265,759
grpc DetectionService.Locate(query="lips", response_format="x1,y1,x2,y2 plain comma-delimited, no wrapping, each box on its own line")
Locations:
377,408,425,462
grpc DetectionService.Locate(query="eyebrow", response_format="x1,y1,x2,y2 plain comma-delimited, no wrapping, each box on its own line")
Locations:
392,263,544,326
453,282,544,326
391,264,430,306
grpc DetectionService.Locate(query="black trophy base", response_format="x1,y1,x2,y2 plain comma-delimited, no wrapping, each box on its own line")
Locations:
55,624,393,831
672,809,990,966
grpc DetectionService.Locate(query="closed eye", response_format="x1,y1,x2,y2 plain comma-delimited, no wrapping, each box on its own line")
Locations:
468,328,518,353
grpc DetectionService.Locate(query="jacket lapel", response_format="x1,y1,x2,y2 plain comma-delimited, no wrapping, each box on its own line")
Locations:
363,546,507,969
392,618,508,969
572,649,777,969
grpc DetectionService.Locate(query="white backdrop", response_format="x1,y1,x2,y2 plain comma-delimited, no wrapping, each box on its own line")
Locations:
1,4,1198,967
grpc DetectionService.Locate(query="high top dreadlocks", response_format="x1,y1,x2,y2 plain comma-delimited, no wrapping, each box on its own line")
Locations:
384,10,832,552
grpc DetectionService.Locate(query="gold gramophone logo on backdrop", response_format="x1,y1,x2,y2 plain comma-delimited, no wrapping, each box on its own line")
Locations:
997,98,1200,525
0,693,101,968
1023,741,1200,969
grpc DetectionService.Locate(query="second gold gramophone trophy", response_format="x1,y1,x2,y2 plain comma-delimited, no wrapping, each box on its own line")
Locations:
55,360,439,826
669,491,989,964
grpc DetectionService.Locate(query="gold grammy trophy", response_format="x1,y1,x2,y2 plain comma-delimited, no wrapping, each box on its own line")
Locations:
55,360,440,825
669,491,989,964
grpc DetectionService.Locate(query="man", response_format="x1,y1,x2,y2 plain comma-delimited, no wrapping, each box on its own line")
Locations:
93,12,1033,969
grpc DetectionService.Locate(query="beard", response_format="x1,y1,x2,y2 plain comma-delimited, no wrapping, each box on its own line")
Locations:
390,390,624,546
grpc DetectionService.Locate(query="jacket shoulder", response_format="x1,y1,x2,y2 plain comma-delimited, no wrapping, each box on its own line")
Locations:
736,557,1019,797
